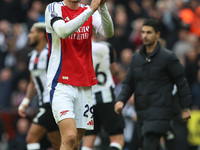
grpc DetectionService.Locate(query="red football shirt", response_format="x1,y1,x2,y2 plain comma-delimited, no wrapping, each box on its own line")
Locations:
46,3,98,86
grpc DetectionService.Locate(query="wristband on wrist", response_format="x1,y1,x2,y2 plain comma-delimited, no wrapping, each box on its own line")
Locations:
18,97,30,111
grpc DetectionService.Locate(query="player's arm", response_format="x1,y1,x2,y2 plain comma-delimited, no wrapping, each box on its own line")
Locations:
167,53,192,121
108,43,116,75
92,3,114,38
18,75,37,117
115,56,135,114
45,0,102,39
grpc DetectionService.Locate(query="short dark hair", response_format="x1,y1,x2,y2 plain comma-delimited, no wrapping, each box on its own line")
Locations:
32,22,47,40
33,22,46,34
143,18,161,33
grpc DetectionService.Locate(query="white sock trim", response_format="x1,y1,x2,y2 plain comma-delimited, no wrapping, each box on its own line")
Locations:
27,143,40,150
81,146,93,150
110,142,122,150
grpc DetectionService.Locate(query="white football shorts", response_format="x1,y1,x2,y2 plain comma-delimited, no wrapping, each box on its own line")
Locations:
48,83,94,130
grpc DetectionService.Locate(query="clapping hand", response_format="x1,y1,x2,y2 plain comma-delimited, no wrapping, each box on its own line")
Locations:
90,0,107,12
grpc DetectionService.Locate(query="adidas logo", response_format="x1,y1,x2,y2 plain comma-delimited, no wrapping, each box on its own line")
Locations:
65,17,70,21
87,120,93,125
60,110,69,117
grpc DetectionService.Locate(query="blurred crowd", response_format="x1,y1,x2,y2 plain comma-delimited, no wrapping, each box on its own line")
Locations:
0,0,200,150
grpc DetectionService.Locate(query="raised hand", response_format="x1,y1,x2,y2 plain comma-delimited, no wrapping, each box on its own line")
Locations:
90,0,102,12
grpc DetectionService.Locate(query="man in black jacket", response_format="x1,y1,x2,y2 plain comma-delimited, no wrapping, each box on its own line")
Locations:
114,18,191,150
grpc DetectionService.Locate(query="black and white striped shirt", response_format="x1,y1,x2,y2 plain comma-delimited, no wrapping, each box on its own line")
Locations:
29,47,49,106
92,41,115,105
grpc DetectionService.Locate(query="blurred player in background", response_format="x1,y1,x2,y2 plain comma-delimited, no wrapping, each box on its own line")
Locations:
81,34,125,150
18,22,61,150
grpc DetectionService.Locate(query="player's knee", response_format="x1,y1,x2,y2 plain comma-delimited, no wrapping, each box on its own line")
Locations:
62,133,76,147
66,135,76,145
109,142,123,150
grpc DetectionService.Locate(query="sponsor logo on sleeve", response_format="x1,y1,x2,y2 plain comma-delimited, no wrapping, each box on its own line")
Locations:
51,11,58,18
